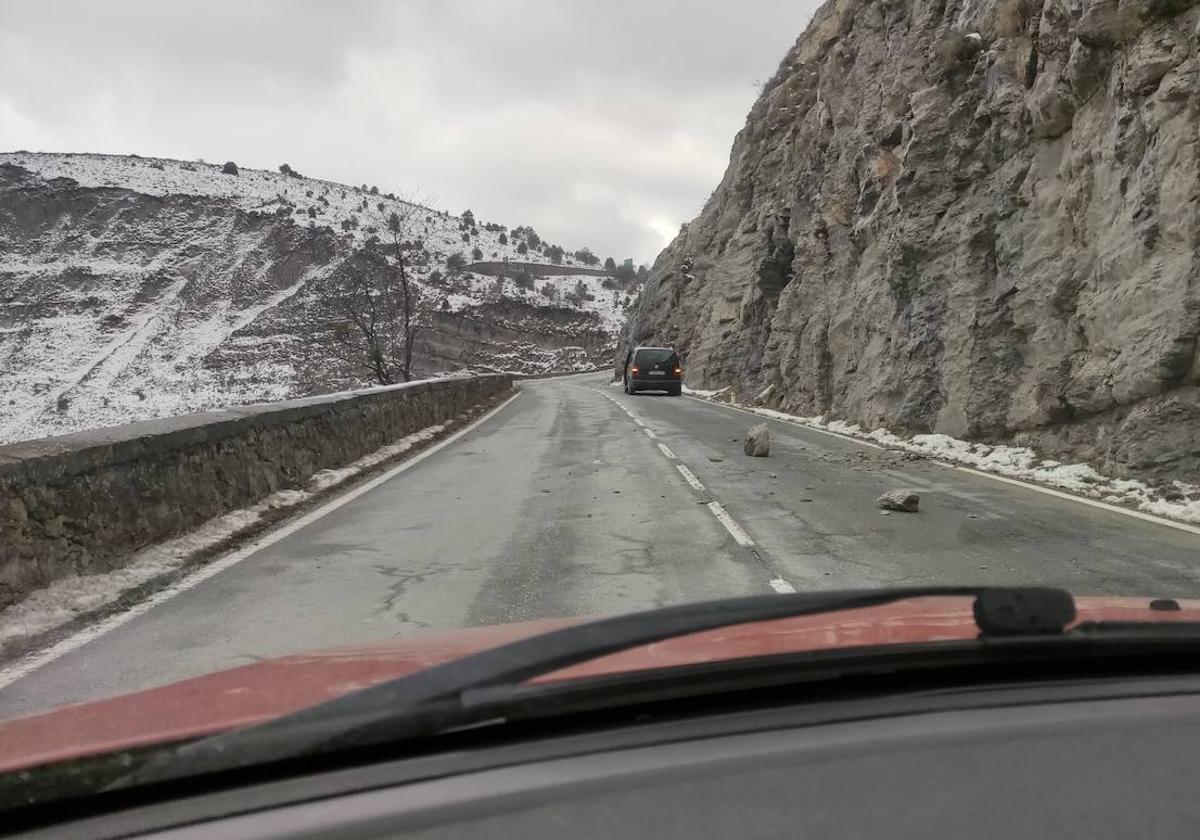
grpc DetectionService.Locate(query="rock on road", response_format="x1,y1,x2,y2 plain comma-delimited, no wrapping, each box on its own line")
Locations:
2,373,1198,718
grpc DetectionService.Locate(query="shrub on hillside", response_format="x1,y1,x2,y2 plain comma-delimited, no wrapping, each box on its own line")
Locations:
472,247,483,260
499,232,508,245
279,163,302,178
514,226,541,249
221,161,239,175
517,241,528,255
572,279,594,302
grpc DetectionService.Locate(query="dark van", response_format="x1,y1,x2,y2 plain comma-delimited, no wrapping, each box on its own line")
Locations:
623,346,682,396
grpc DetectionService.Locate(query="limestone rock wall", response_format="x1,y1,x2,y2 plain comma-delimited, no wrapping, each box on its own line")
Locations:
623,0,1199,480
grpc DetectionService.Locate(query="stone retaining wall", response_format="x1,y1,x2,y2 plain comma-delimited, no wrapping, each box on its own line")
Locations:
0,374,511,608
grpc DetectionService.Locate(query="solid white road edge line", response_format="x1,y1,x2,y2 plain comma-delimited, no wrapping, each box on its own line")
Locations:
946,463,1200,537
769,578,797,594
686,395,1200,537
684,394,885,451
707,501,756,547
657,443,676,460
0,390,524,692
643,428,657,439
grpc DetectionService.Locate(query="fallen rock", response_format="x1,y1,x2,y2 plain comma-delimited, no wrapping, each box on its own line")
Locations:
877,489,920,512
744,424,770,457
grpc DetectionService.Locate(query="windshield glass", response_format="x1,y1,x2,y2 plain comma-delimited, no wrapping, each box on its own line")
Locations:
2,0,1199,808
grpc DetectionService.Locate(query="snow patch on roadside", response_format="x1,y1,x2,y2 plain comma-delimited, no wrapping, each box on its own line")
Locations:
682,384,731,399
689,393,1200,526
0,421,448,648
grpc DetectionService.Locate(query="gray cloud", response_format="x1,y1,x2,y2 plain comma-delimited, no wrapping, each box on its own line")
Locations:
0,0,821,263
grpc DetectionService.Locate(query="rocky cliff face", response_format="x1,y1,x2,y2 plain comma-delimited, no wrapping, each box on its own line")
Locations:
622,0,1199,480
0,154,630,442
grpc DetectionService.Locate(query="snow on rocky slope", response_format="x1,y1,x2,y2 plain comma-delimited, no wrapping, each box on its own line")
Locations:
0,152,636,442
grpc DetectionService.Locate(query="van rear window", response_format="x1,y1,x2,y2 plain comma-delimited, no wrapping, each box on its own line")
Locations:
635,349,678,367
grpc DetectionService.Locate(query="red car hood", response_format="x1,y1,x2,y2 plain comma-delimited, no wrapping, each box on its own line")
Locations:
2,595,1198,775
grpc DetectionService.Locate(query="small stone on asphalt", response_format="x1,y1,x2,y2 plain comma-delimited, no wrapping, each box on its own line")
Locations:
877,489,920,512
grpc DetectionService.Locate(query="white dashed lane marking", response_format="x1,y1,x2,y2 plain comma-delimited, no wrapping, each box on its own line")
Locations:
598,387,794,594
707,501,756,548
676,464,706,492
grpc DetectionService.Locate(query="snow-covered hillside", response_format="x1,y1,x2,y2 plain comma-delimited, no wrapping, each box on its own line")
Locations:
0,153,638,442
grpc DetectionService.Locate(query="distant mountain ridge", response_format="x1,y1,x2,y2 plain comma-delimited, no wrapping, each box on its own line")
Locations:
0,152,637,442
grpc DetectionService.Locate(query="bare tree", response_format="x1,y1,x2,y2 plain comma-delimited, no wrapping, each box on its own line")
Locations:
309,196,428,385
386,208,419,381
312,252,405,385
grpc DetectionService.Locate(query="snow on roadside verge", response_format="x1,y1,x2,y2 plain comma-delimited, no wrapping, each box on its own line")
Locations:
682,384,731,399
0,421,449,649
684,390,1200,526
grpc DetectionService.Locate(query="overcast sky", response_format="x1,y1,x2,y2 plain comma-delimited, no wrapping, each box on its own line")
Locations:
0,1,821,264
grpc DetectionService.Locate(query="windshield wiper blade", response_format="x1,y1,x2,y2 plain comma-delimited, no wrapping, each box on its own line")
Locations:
113,586,1073,788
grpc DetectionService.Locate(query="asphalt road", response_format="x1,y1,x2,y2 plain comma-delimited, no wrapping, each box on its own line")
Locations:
2,373,1198,718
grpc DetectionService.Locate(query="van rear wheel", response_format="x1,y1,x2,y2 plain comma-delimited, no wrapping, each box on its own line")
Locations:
669,384,682,397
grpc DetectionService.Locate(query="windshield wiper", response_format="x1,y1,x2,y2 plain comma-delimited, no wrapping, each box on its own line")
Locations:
111,586,1074,788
